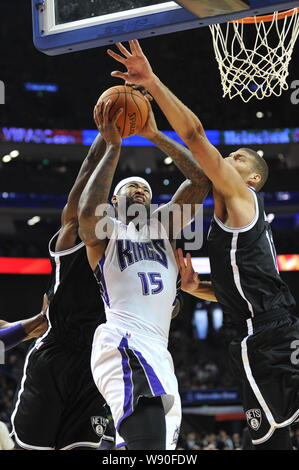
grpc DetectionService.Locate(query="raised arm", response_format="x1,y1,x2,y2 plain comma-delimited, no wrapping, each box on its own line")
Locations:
108,41,252,205
55,115,107,251
135,89,210,187
137,96,211,237
78,101,123,269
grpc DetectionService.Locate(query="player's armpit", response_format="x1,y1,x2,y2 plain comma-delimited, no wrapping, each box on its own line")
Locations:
85,244,107,271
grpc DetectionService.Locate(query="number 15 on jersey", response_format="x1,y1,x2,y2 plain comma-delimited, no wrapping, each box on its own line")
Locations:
138,272,164,295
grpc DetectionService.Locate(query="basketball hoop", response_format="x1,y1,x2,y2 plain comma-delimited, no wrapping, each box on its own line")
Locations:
209,8,299,102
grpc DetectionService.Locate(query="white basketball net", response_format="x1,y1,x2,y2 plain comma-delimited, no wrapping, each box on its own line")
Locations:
209,8,299,102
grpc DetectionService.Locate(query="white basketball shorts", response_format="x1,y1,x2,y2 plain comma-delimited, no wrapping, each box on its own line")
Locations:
91,323,181,450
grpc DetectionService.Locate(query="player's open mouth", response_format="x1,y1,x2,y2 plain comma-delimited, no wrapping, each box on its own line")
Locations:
133,196,146,204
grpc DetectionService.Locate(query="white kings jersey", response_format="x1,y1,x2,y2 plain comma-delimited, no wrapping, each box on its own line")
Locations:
94,218,178,341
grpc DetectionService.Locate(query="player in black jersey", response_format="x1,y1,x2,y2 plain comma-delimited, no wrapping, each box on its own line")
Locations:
109,39,299,450
10,132,112,450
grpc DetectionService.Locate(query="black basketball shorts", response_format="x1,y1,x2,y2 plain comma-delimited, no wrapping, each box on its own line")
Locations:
11,336,111,450
229,311,299,445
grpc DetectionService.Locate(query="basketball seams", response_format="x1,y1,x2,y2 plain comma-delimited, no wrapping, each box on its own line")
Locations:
98,86,148,138
131,92,148,128
130,90,144,133
123,86,128,139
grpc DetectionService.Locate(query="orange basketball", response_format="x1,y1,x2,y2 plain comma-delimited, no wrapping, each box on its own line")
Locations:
97,85,149,138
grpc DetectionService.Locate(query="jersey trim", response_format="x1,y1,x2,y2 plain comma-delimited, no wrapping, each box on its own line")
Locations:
116,336,166,432
10,325,53,441
53,255,61,294
115,441,126,449
48,229,84,257
265,230,279,274
241,331,299,445
13,433,55,450
230,232,255,318
214,187,259,233
59,440,102,450
241,334,276,427
94,256,110,308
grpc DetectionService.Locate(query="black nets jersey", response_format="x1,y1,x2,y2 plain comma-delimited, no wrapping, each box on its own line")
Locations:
207,187,295,329
46,230,105,345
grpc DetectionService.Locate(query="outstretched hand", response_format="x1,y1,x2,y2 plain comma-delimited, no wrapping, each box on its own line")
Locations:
107,40,155,90
175,248,199,293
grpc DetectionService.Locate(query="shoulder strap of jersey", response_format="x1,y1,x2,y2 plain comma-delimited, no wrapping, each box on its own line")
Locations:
48,229,84,258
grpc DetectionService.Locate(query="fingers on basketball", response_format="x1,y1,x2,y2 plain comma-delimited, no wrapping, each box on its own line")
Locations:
103,99,111,121
94,102,103,127
97,85,149,138
112,107,123,124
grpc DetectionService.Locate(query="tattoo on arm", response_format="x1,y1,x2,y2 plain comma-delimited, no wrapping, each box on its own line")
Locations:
156,179,210,239
78,144,121,246
151,131,209,186
173,179,210,208
63,133,107,225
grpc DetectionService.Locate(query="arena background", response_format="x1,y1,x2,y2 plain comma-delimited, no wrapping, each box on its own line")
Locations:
1,1,299,450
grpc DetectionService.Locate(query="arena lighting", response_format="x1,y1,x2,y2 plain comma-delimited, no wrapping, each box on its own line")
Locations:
0,257,51,274
164,157,173,165
27,216,41,226
2,127,299,145
163,179,170,186
145,168,152,174
9,150,20,158
24,82,58,93
267,213,275,223
2,155,12,163
0,255,298,275
256,111,264,118
257,149,264,157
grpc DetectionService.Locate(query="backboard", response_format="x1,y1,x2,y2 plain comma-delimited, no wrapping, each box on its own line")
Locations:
32,0,299,55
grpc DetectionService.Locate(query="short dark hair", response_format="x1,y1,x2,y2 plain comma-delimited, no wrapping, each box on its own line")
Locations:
242,148,269,191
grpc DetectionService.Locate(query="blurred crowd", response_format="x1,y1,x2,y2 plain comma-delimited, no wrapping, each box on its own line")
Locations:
0,345,26,423
178,430,249,450
178,428,299,450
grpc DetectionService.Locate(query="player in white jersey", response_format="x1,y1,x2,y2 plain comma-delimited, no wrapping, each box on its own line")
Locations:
78,97,210,450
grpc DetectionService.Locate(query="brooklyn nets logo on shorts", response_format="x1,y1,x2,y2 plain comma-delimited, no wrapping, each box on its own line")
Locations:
246,409,262,431
91,416,109,438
